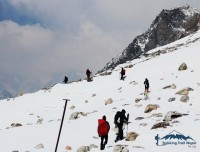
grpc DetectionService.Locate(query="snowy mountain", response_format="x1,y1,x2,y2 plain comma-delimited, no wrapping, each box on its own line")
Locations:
0,25,200,152
98,5,200,73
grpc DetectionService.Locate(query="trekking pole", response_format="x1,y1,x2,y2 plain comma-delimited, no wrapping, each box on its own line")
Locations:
126,122,129,135
126,113,129,134
55,99,70,152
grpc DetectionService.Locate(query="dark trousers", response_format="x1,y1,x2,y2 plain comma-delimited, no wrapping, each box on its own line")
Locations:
100,134,108,150
121,74,124,80
87,75,90,82
116,124,123,141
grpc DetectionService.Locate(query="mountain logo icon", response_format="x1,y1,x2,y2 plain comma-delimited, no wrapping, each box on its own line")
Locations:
161,130,195,141
155,130,196,146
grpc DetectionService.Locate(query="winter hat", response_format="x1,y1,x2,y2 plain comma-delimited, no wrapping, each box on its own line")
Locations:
122,109,126,113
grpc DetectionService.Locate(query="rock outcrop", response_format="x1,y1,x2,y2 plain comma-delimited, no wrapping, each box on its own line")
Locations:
180,95,189,102
126,132,139,141
105,98,113,105
176,87,193,94
151,122,170,129
69,112,87,120
77,146,90,152
144,104,160,113
178,62,188,71
163,111,183,121
34,144,44,149
113,145,129,152
98,5,200,73
11,123,22,127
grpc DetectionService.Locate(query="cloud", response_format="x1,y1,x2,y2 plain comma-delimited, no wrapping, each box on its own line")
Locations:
0,0,200,93
0,19,123,80
0,21,54,77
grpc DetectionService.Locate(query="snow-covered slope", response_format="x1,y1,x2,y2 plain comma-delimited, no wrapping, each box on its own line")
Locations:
0,30,200,152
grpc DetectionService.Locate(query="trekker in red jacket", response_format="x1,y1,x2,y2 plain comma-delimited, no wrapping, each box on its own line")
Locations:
120,67,125,80
98,115,110,150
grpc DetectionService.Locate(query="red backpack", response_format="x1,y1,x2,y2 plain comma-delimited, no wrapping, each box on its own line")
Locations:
98,119,109,136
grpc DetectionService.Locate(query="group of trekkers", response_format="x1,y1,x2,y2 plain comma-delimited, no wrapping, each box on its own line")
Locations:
83,67,149,93
63,67,150,150
96,67,149,150
63,67,145,84
63,69,93,84
98,109,129,150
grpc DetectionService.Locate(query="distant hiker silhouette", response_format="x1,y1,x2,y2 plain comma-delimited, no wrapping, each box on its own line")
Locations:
144,78,149,94
63,76,68,84
155,134,160,146
86,69,92,82
120,67,126,80
114,109,129,142
98,115,110,150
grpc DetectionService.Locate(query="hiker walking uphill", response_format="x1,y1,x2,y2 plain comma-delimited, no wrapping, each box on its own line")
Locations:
114,109,129,142
63,76,68,84
86,69,92,82
98,115,110,150
120,67,125,80
144,78,149,94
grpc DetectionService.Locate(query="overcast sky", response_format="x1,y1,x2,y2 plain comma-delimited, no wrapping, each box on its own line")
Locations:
0,0,200,86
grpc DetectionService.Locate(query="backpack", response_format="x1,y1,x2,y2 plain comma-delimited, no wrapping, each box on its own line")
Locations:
122,68,125,75
98,119,109,136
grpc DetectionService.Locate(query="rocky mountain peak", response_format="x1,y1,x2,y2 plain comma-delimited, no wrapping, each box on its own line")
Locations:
98,5,200,73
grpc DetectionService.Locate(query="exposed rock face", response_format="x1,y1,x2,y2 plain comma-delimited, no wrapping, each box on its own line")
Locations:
135,98,142,103
89,144,98,149
168,97,176,102
11,123,22,127
98,5,200,73
77,146,90,152
144,104,160,113
180,95,189,102
135,117,144,120
99,71,112,76
105,98,113,105
65,146,72,150
70,105,75,110
176,87,193,95
149,113,163,118
69,112,87,120
126,132,139,141
178,62,188,71
163,84,176,89
151,122,170,129
163,111,183,121
113,145,129,152
34,144,44,149
37,118,43,124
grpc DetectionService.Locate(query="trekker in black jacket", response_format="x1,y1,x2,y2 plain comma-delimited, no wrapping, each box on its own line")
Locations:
114,109,129,142
144,78,149,94
63,76,68,84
